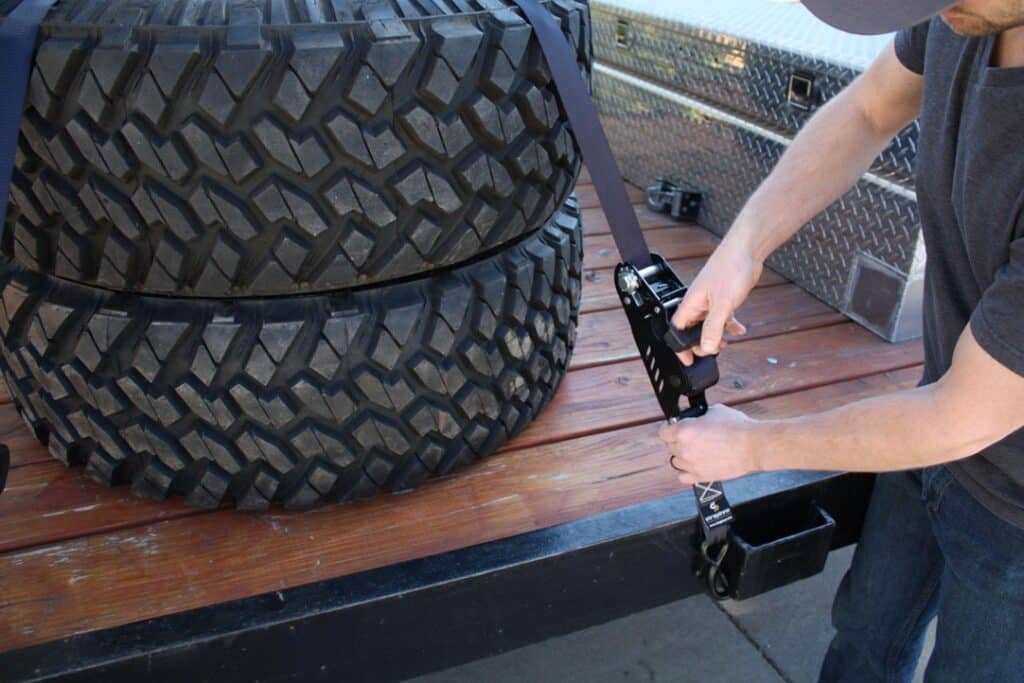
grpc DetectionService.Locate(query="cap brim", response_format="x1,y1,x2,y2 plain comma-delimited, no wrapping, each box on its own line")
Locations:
802,0,956,35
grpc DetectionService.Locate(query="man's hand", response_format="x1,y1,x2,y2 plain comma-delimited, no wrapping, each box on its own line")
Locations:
660,327,1024,482
658,404,761,486
671,240,758,366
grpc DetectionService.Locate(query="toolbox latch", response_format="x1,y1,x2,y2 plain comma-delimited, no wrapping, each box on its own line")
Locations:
614,18,633,49
645,177,702,222
787,70,816,111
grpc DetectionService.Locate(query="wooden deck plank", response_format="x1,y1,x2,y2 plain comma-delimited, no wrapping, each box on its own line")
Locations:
580,205,690,236
0,367,922,652
574,284,846,370
580,257,788,313
512,323,923,451
3,412,48,469
574,183,646,209
0,322,922,556
0,465,200,554
583,226,718,270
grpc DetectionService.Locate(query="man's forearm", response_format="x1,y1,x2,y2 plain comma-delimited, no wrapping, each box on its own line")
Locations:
754,385,983,474
756,327,1024,474
724,84,898,263
662,385,974,486
663,328,1024,485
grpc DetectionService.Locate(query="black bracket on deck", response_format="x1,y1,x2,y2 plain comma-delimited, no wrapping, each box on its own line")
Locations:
645,177,703,222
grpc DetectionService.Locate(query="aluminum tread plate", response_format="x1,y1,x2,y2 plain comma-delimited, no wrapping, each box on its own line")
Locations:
593,0,892,69
594,66,925,341
591,1,920,186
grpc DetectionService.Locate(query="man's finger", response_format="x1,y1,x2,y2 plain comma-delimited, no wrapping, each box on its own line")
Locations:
677,473,697,486
725,315,747,337
696,299,731,356
676,348,695,367
658,424,676,444
667,425,694,452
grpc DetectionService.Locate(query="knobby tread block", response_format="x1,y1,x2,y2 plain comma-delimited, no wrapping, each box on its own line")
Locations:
4,0,591,297
0,199,583,509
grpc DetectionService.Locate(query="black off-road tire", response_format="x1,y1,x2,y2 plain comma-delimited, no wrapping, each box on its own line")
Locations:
4,0,590,297
0,200,583,509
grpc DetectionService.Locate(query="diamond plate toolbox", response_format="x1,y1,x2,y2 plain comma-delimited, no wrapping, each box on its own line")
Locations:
592,0,925,341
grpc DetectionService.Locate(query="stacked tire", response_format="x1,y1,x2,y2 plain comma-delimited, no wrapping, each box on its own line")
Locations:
0,0,590,508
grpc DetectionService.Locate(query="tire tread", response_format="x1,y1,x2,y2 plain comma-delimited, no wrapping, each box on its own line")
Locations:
4,0,591,296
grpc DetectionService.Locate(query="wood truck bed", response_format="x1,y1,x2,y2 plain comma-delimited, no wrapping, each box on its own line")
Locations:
0,172,925,681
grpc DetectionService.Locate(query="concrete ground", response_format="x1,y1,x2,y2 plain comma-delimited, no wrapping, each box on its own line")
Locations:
409,546,935,683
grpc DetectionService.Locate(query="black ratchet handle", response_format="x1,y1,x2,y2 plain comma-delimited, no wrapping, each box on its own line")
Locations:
664,321,704,353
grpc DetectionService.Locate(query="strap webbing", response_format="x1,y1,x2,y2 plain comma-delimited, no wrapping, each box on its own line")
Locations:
0,0,57,499
509,0,652,268
0,0,57,231
513,0,736,599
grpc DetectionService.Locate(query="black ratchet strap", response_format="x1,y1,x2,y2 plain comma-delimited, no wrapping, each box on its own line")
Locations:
508,0,650,269
0,0,57,227
509,0,734,598
0,444,9,496
0,0,59,497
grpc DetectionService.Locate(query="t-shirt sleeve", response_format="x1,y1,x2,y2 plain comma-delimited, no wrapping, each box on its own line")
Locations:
894,20,930,74
971,237,1024,377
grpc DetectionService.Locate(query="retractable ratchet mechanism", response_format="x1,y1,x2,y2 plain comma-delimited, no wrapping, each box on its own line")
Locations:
615,255,735,597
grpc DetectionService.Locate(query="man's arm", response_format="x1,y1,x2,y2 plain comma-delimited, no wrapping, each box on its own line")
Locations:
672,42,924,363
661,326,1024,485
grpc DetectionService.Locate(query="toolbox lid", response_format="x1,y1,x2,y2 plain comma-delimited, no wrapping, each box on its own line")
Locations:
594,0,894,71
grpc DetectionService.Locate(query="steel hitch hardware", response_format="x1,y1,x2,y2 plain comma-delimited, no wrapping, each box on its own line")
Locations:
645,177,703,222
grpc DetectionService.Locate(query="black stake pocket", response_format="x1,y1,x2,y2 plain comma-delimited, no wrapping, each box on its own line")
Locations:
722,502,836,600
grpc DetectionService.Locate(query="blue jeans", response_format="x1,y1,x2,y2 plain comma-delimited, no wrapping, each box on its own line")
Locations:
819,465,1024,682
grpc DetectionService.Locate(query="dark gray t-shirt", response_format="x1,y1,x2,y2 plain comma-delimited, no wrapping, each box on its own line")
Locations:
896,19,1024,527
